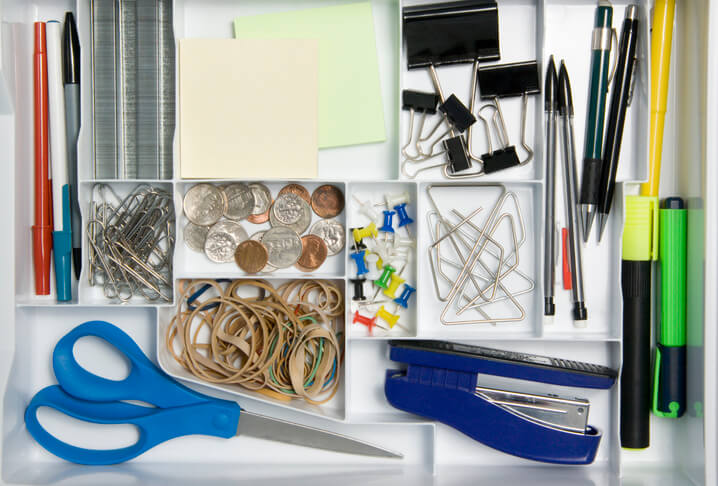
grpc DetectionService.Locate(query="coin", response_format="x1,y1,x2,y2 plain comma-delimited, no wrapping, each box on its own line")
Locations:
278,183,311,204
309,219,345,256
248,183,272,215
204,221,249,263
249,231,277,272
222,183,254,221
311,184,344,218
262,226,302,268
183,221,209,253
270,193,312,234
234,240,269,273
183,184,226,226
248,196,273,224
296,235,328,272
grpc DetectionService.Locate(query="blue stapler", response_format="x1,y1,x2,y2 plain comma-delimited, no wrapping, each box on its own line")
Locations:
384,340,617,465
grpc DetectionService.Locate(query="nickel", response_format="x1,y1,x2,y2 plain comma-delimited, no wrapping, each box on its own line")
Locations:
309,219,345,256
222,183,254,221
183,221,209,253
263,226,302,268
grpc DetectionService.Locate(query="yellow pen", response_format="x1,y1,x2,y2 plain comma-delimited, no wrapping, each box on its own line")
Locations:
620,0,675,449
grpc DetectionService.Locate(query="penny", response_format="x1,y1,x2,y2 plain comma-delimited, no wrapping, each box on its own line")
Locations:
270,193,312,234
222,183,254,221
296,235,328,272
262,226,302,268
311,184,344,218
203,221,248,263
234,240,269,274
309,219,345,256
183,184,226,226
278,183,311,204
183,221,209,253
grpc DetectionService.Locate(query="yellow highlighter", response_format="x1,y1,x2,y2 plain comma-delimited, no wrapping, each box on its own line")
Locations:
620,0,675,449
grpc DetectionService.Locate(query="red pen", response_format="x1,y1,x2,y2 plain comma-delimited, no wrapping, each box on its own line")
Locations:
33,22,52,295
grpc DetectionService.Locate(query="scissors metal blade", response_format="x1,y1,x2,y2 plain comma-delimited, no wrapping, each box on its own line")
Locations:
236,411,402,459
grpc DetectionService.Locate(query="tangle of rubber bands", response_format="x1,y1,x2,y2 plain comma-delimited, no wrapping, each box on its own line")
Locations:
166,279,344,405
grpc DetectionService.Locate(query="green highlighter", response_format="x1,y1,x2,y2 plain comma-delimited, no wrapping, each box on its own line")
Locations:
653,197,687,417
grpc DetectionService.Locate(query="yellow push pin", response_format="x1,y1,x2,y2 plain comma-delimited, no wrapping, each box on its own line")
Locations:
383,274,406,300
376,305,400,329
353,222,378,243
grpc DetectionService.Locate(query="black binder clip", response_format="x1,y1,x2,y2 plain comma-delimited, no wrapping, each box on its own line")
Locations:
468,61,541,175
401,1,499,178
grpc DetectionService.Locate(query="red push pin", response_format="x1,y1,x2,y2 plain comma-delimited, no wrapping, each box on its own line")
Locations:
353,310,377,334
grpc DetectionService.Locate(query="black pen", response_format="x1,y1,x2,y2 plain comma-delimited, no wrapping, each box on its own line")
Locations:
63,12,81,279
596,5,639,242
543,57,558,316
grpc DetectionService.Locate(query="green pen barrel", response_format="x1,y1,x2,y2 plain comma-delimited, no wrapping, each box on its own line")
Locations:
653,197,687,417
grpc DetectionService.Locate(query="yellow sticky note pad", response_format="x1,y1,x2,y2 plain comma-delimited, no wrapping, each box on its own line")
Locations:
179,39,318,179
234,2,386,149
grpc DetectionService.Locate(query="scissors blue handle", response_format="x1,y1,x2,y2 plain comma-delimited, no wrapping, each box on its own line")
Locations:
24,321,241,465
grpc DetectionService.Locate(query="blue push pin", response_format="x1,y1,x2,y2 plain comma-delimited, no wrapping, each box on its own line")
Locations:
380,210,395,234
394,203,414,228
394,284,416,309
350,250,368,277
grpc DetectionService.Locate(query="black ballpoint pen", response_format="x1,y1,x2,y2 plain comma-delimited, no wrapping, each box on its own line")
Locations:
63,12,82,279
596,5,639,242
558,61,587,322
543,57,558,316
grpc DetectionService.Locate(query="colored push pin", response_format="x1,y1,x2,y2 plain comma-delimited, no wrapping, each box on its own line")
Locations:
350,278,366,301
352,310,378,333
383,273,406,300
353,222,378,242
380,210,395,234
365,253,381,280
349,228,367,251
353,196,380,223
375,305,400,329
394,284,416,308
394,203,413,228
374,264,396,289
350,250,368,277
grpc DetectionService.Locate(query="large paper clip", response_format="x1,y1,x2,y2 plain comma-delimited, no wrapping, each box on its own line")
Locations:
384,340,617,465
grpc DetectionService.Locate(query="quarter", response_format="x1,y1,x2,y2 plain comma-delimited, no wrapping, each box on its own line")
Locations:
183,221,209,253
183,184,226,226
222,183,254,221
234,240,269,274
311,184,344,218
262,226,302,268
309,219,345,256
296,235,328,272
204,221,249,263
270,193,312,234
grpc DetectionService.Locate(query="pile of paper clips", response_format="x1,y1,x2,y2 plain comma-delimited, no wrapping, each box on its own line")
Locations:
426,184,534,324
87,184,175,303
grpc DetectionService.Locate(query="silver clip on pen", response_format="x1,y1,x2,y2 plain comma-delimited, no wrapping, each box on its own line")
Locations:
543,57,558,317
558,61,588,323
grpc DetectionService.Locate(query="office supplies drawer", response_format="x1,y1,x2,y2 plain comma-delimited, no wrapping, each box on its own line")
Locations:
0,0,715,484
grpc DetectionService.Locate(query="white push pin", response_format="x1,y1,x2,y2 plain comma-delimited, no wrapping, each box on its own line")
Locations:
365,253,382,280
352,195,380,223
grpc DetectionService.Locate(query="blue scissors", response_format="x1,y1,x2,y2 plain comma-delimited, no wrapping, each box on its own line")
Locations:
24,321,400,465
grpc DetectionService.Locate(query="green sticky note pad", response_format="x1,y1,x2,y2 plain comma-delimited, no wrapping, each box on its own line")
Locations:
234,2,386,149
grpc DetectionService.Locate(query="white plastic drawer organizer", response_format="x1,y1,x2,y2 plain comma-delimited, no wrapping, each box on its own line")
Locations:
1,0,714,485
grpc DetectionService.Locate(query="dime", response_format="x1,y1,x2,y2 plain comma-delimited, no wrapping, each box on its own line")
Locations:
234,240,269,274
222,183,254,221
311,184,344,218
203,221,248,263
309,219,345,256
248,183,272,215
296,235,328,272
249,230,276,272
270,193,312,234
183,184,226,226
262,226,302,268
278,183,311,204
183,221,209,253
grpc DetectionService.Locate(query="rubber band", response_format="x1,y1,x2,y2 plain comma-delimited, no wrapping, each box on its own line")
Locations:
166,279,344,404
